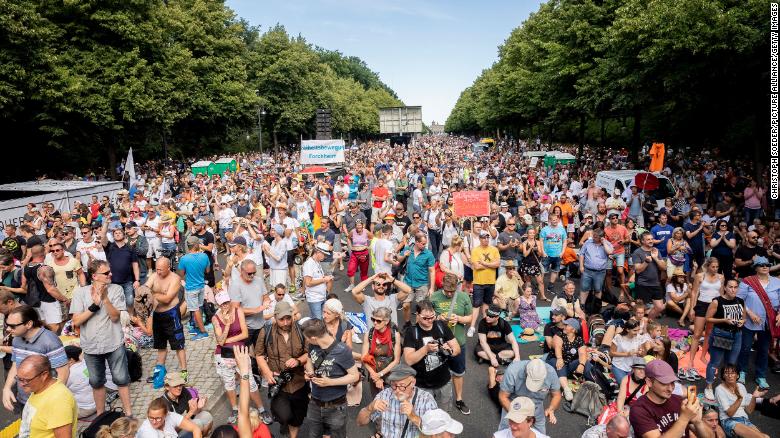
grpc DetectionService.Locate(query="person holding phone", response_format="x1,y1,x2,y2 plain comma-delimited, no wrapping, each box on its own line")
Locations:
714,363,769,438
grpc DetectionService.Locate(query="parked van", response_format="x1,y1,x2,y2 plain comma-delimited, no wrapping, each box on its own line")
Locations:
595,170,677,209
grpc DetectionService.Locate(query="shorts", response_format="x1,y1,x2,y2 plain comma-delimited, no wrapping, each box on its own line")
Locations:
634,284,664,303
405,285,430,303
420,380,453,412
147,237,161,259
215,354,259,392
542,256,561,273
475,341,512,357
472,284,495,307
694,300,711,318
580,268,606,292
83,347,131,388
152,306,186,350
464,265,473,282
448,344,466,376
37,301,63,325
185,288,205,309
609,253,626,268
287,250,296,265
722,416,755,438
191,411,214,430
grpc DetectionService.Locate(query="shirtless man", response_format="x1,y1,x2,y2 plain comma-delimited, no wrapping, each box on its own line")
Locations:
143,257,188,384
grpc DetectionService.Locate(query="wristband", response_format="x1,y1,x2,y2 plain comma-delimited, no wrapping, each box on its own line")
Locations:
88,303,100,313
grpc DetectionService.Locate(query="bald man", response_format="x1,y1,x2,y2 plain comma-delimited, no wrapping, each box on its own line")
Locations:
581,413,631,438
17,355,77,438
143,257,187,384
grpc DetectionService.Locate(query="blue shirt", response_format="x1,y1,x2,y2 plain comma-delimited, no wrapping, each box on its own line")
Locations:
12,328,68,404
580,238,612,271
737,277,780,331
540,224,566,257
500,360,561,403
178,252,210,291
403,246,435,288
651,224,674,257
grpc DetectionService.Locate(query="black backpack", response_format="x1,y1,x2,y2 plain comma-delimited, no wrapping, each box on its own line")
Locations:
263,322,305,350
80,408,125,438
126,349,143,382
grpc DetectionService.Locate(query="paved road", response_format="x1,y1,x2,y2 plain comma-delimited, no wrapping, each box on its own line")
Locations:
244,264,780,438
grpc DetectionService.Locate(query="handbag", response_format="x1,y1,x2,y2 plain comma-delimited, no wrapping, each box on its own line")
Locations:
710,328,735,350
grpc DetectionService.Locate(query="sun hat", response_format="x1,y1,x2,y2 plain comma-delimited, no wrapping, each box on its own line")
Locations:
420,409,463,435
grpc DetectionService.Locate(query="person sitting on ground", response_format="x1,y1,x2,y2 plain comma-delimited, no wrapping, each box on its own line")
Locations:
516,284,543,330
615,358,648,417
493,396,551,438
702,406,727,438
493,260,522,316
580,414,631,438
17,354,77,438
95,416,139,438
714,363,770,438
136,397,202,438
160,373,214,436
609,318,653,386
476,304,521,366
665,267,692,327
546,318,586,401
487,365,506,411
63,345,98,419
543,308,567,356
420,408,464,438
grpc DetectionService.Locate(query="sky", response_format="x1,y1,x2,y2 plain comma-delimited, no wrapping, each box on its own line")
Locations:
226,0,544,126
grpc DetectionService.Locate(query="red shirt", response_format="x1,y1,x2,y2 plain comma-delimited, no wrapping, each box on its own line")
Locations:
372,186,389,208
604,225,628,254
629,394,688,438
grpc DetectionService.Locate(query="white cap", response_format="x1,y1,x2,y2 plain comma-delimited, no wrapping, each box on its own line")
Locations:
525,358,548,392
505,396,536,423
420,409,463,435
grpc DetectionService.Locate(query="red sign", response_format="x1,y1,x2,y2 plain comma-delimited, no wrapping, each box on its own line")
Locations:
453,190,490,217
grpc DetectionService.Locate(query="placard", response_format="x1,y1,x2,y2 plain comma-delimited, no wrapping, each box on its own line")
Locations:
453,190,490,217
300,140,346,164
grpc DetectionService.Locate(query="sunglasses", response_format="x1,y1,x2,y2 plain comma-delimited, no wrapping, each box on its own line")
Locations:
95,270,111,276
419,315,436,321
370,317,386,324
244,271,257,276
5,321,25,329
372,282,387,288
755,264,771,268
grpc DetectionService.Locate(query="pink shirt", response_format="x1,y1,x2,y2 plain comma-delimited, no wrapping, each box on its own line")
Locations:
744,187,764,209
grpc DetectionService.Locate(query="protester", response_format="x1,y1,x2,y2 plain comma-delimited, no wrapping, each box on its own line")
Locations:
179,236,211,339
714,363,770,438
160,373,214,436
351,272,411,327
468,230,501,337
420,408,464,438
498,358,561,433
302,242,333,320
477,304,521,367
17,355,77,438
493,396,551,438
703,279,745,402
136,397,202,438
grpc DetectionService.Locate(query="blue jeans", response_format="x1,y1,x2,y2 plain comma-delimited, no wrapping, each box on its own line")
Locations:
580,268,606,292
738,326,771,379
744,207,763,225
83,346,131,388
706,327,742,384
612,365,629,386
114,281,135,309
308,301,324,320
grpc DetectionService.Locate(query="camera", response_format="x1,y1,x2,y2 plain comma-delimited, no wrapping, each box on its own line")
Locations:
434,338,452,361
267,370,293,399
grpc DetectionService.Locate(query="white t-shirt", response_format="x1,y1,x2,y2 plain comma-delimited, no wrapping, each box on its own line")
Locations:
217,208,235,229
144,217,160,239
263,293,296,319
136,411,183,438
66,361,96,411
611,333,651,372
665,283,689,302
303,257,327,303
76,238,106,269
493,427,550,438
715,383,751,421
373,238,393,274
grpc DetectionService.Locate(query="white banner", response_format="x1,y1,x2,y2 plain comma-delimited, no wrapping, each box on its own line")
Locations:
124,148,137,189
300,140,346,164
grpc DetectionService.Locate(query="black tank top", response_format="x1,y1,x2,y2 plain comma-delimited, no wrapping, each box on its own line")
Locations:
712,296,744,333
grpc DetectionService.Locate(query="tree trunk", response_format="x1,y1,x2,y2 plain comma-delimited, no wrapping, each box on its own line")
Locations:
273,129,279,156
578,114,586,158
631,107,642,166
107,139,118,179
600,117,606,146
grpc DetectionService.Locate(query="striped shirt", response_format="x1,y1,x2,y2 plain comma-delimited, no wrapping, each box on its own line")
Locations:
11,327,68,405
369,387,437,438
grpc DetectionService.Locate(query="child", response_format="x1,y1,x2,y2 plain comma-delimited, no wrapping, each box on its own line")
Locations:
559,238,579,281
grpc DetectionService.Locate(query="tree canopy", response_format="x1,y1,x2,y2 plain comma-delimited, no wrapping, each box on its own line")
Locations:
445,0,767,163
0,0,401,180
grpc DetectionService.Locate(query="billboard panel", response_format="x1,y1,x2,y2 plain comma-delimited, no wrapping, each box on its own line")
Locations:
379,106,423,134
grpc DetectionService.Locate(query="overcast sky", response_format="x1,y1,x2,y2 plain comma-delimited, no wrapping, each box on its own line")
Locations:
227,0,543,125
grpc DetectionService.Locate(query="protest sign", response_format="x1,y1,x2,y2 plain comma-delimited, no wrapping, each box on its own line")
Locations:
300,140,346,164
453,190,490,217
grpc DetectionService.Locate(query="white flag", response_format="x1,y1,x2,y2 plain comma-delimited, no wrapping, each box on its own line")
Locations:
124,148,137,189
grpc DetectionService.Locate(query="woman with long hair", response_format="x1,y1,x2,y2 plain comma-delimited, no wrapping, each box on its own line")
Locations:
704,279,745,402
345,219,371,292
136,397,202,437
685,257,724,382
665,268,692,327
615,360,648,416
96,417,139,438
609,318,653,385
520,227,548,301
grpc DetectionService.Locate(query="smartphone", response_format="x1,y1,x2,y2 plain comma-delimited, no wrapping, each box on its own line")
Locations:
687,385,697,404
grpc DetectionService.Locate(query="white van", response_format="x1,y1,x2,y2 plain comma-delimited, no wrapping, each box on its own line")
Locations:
595,170,677,209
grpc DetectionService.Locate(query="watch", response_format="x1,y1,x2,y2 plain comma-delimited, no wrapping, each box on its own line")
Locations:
240,373,250,381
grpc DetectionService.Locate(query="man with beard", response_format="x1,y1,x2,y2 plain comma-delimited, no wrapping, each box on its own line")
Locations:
255,302,308,438
143,257,188,387
351,272,411,327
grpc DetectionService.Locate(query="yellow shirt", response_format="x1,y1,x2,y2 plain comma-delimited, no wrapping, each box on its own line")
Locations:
19,381,77,438
494,274,521,300
47,256,82,300
471,245,499,285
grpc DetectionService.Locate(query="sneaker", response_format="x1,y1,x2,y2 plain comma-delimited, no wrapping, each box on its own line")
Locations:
191,332,209,342
228,410,238,424
563,386,574,401
467,327,476,337
180,370,188,383
704,387,715,402
345,284,354,292
188,324,198,335
260,409,273,425
455,399,471,415
688,368,702,381
677,368,688,381
756,377,770,389
738,371,746,384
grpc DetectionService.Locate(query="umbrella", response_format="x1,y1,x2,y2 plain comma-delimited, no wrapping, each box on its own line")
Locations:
300,166,329,175
634,172,659,191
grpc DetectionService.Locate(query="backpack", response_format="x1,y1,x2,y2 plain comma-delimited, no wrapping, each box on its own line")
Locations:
126,349,143,382
587,315,606,347
80,407,125,438
564,381,606,426
22,263,43,308
367,322,397,346
433,251,453,290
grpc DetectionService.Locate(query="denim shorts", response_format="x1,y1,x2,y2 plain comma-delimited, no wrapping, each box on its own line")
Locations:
542,256,561,272
609,253,626,268
448,344,466,376
83,347,131,388
472,284,495,307
185,288,205,309
580,268,606,292
722,416,755,438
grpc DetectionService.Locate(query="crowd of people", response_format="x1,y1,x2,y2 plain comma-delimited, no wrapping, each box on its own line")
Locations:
0,134,779,438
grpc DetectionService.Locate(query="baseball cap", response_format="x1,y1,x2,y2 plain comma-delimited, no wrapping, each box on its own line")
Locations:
274,301,294,318
214,291,231,305
505,396,536,423
479,230,490,237
186,235,201,248
645,359,678,384
165,373,186,387
608,212,619,218
753,256,771,267
525,358,548,392
442,273,458,292
125,221,138,229
420,409,463,435
563,318,581,332
550,307,567,317
228,236,247,246
486,304,502,318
